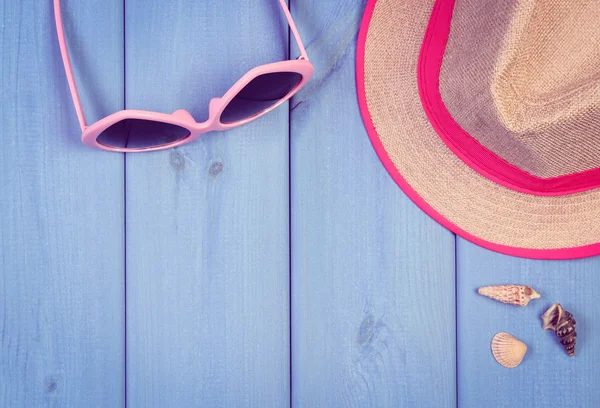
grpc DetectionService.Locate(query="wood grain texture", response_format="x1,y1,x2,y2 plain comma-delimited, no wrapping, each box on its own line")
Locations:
124,0,290,406
289,1,456,407
0,0,125,407
458,240,600,407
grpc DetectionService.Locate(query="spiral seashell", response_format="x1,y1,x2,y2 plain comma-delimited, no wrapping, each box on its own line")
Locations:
491,332,527,368
542,303,577,357
477,285,540,307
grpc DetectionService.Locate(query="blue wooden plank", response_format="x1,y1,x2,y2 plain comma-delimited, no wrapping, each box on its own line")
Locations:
290,1,456,407
124,0,290,406
457,240,600,407
0,0,124,407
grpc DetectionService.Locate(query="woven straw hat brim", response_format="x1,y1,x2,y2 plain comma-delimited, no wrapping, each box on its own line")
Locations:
357,0,600,259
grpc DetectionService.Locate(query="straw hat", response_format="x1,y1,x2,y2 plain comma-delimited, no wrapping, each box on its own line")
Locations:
357,0,600,259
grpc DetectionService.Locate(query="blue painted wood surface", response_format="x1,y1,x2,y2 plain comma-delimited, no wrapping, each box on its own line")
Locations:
290,1,456,407
1,0,125,406
124,0,290,407
2,0,600,407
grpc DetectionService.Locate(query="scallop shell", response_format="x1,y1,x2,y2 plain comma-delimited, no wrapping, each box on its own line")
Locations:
491,332,527,368
478,285,540,307
542,303,577,357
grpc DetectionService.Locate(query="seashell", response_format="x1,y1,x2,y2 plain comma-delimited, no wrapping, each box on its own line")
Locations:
477,285,540,307
491,332,527,368
542,303,577,357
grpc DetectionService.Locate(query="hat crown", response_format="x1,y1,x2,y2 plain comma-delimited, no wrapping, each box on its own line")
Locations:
439,0,600,179
491,1,600,134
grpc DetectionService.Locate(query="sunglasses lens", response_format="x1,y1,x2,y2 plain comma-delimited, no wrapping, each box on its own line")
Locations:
220,71,303,124
96,119,190,149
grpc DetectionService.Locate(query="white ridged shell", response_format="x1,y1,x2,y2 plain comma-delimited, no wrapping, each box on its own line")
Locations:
491,332,527,368
478,285,540,307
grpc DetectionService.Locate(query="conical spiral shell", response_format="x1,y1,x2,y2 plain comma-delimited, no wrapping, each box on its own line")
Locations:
478,285,540,307
542,303,577,357
491,332,527,368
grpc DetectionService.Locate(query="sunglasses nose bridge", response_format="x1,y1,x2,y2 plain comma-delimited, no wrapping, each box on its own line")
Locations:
209,98,223,118
171,109,195,123
170,109,213,135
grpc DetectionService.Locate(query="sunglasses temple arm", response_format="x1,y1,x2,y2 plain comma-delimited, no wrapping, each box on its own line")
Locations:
53,0,87,131
278,0,309,60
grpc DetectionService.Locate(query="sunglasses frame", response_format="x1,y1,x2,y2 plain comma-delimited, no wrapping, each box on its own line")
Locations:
54,0,314,152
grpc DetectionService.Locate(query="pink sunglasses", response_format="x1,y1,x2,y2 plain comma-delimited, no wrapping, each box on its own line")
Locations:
53,0,313,152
